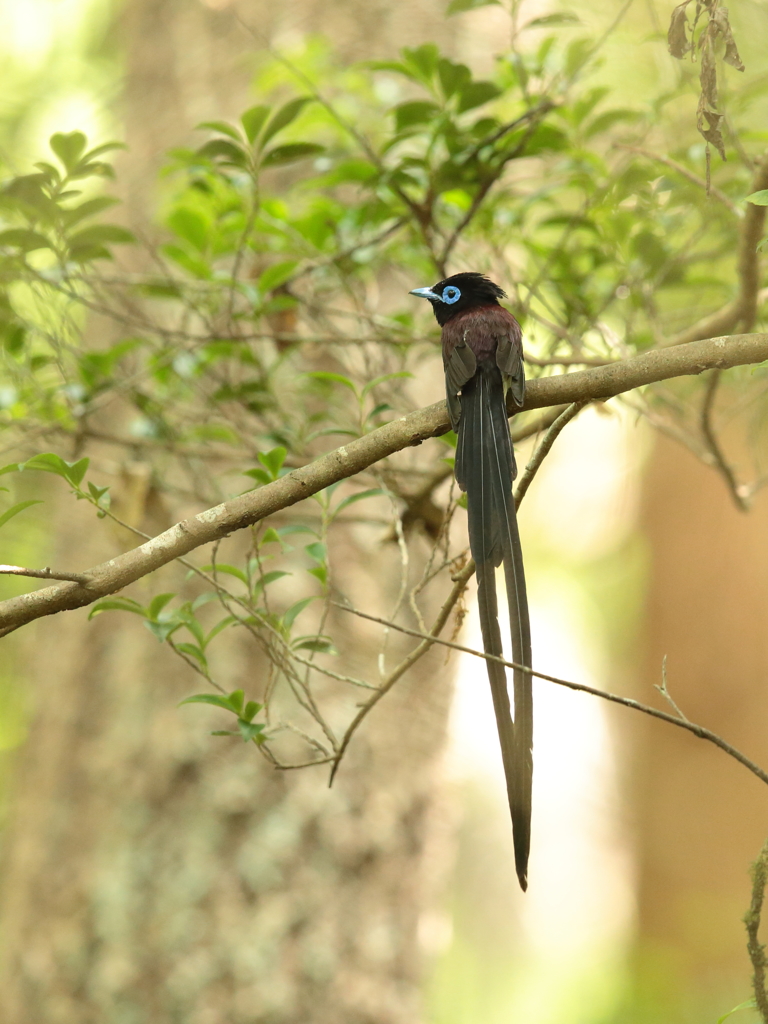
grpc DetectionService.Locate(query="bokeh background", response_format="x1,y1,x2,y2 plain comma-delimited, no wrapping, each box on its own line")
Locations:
1,1,768,1022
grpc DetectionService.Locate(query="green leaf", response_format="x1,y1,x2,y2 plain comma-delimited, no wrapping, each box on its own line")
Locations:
228,689,244,713
0,228,51,252
196,139,248,167
67,224,135,249
241,700,262,722
258,261,298,293
292,635,337,654
283,597,315,630
242,468,271,486
393,101,441,132
175,642,208,670
148,592,176,619
179,692,239,712
361,370,412,399
334,488,384,514
0,499,42,529
746,190,768,206
88,596,146,619
457,81,501,113
260,527,281,546
168,208,209,251
447,0,499,14
205,615,237,644
21,452,89,486
716,999,756,1023
197,120,244,142
525,12,580,27
261,143,324,167
145,619,181,642
304,542,326,563
50,131,87,171
200,562,248,584
437,58,472,99
63,196,120,228
254,570,291,589
306,371,357,392
262,98,312,145
237,718,265,743
257,446,287,479
241,105,271,144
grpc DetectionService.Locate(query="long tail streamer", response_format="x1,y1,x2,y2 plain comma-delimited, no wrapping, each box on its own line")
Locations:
455,362,533,890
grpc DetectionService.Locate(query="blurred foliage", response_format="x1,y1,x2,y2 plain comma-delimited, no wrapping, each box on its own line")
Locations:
0,3,767,781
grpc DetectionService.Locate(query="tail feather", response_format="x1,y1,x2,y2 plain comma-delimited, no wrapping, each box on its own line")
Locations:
456,363,532,890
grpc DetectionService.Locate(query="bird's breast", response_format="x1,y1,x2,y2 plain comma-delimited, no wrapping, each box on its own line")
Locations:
441,305,521,363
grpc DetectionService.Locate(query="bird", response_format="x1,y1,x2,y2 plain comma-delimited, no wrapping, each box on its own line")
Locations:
410,272,532,890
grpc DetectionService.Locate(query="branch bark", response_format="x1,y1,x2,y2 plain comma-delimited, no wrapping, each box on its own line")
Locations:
2,330,768,636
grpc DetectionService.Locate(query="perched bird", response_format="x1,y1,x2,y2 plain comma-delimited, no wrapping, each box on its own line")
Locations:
410,272,532,890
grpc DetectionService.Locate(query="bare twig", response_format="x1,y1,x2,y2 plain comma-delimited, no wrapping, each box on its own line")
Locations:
2,331,768,637
0,564,91,585
334,604,768,790
655,655,690,722
615,145,739,212
514,400,589,505
671,153,768,346
745,838,768,1023
700,369,749,511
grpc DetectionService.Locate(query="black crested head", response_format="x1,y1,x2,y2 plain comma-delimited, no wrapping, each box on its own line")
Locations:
409,272,506,326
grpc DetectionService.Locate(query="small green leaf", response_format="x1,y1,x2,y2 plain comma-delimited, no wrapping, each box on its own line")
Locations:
262,97,312,146
308,565,328,586
306,371,357,392
63,196,120,228
67,224,135,249
393,100,441,132
0,229,51,252
175,642,209,670
241,105,271,144
334,488,384,514
304,542,326,563
243,468,271,486
196,139,248,167
525,12,580,27
228,689,244,713
197,120,244,142
50,131,87,171
258,261,298,293
360,370,412,399
0,499,42,529
260,527,281,545
447,0,499,14
168,208,209,251
746,190,768,206
241,700,262,722
179,692,239,712
292,635,337,654
457,81,501,113
283,597,315,630
199,563,248,584
261,143,324,167
89,597,146,620
148,592,176,619
21,452,89,486
237,718,265,743
257,446,287,479
145,620,180,642
716,999,756,1023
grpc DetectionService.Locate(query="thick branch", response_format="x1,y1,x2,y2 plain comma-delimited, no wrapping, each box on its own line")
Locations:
2,331,768,636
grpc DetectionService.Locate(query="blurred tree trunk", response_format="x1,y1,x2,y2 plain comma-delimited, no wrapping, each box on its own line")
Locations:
0,2,462,1022
630,431,768,1016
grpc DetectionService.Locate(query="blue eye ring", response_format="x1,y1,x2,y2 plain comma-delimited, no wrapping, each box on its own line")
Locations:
442,285,461,304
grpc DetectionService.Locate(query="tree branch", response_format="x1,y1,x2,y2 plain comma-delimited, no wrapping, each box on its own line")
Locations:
746,838,768,1024
334,605,768,790
2,331,768,636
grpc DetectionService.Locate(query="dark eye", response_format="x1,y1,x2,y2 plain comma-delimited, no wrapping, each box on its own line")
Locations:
443,286,461,304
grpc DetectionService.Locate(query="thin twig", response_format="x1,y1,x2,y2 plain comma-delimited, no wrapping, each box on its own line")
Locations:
334,604,768,790
514,400,589,505
745,838,768,1023
700,369,749,511
0,564,91,585
655,655,689,723
615,145,739,213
